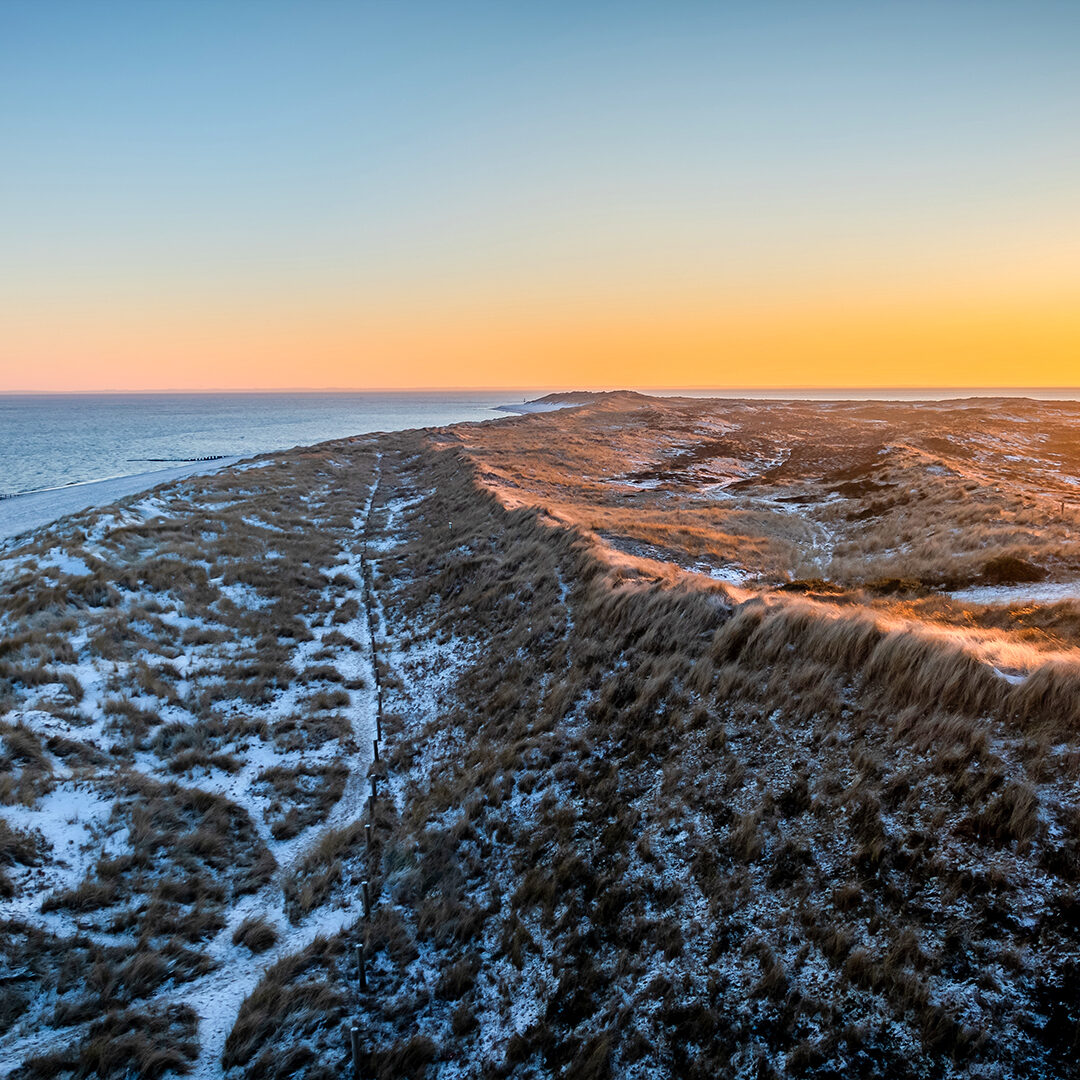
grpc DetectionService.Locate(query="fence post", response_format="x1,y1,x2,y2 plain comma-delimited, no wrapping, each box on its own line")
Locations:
362,879,371,920
372,738,379,763
356,942,366,992
350,1025,361,1079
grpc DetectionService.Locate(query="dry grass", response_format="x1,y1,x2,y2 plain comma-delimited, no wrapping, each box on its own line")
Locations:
222,939,346,1072
12,1003,199,1080
234,418,1080,1079
282,822,364,923
0,721,54,805
6,402,1080,1077
254,763,348,839
232,914,279,954
41,776,276,943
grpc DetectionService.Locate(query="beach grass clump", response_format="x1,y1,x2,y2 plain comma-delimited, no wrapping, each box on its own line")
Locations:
281,822,366,924
41,776,275,944
254,762,348,840
11,1003,200,1080
232,914,279,954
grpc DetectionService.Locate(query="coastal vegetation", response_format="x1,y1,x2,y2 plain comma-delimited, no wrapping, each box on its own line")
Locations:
2,394,1080,1077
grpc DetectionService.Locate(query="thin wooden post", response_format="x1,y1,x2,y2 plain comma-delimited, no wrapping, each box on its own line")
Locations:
350,1025,361,1079
370,775,377,799
362,880,371,919
356,942,366,991
372,738,379,763
376,712,382,742
365,821,372,848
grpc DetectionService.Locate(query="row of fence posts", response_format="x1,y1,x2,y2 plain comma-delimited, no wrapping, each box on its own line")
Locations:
351,475,384,1078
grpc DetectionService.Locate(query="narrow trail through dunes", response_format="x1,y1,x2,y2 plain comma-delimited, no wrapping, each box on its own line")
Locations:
182,456,385,1079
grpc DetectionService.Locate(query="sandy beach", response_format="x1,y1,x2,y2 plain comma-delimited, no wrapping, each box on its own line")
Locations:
0,457,240,541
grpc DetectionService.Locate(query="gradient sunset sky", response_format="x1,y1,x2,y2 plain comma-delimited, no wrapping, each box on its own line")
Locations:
2,1,1077,392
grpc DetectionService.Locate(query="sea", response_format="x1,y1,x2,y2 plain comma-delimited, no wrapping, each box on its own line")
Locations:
2,386,1078,499
0,391,521,498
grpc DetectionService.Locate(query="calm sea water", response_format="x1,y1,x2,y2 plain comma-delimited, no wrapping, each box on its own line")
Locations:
0,391,518,497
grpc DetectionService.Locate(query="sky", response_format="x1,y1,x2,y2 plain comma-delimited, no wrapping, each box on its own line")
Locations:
1,0,1077,392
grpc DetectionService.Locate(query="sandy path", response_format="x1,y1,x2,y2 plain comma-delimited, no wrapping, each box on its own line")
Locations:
182,458,384,1078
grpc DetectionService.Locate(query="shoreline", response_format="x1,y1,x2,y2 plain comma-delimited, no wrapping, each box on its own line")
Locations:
0,396,541,541
0,459,229,502
7,385,1080,541
492,401,575,414
0,394,528,541
0,456,242,541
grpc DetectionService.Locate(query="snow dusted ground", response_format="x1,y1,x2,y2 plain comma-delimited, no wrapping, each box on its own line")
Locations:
0,458,241,541
230,411,1080,1079
0,440,395,1076
949,581,1080,606
6,398,1080,1079
184,459,386,1079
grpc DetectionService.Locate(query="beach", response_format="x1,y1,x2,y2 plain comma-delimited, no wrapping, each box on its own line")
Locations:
0,457,241,541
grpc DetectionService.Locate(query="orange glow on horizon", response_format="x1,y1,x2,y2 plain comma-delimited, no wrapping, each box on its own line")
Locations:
3,286,1078,393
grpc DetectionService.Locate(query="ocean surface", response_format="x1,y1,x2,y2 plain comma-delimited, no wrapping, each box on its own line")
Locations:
0,391,518,498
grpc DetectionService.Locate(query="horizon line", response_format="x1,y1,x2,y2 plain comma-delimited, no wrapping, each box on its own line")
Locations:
4,384,1080,396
